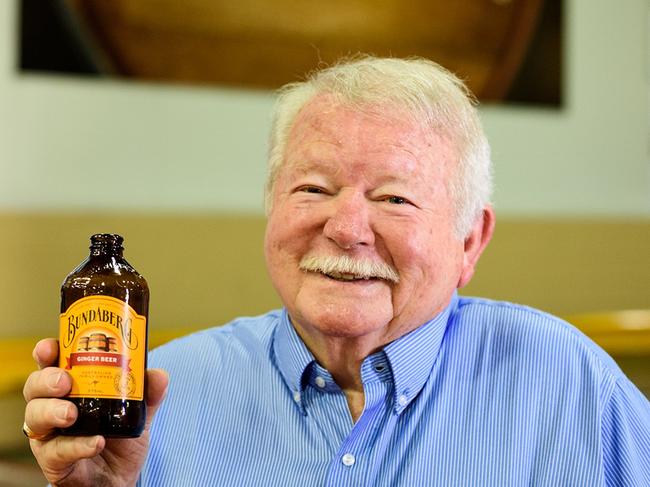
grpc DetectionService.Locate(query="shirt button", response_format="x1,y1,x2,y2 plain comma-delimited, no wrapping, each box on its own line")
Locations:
398,394,408,407
315,376,326,388
293,391,301,402
341,453,355,467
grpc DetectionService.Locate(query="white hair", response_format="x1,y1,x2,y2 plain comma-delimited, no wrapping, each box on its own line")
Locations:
265,55,493,238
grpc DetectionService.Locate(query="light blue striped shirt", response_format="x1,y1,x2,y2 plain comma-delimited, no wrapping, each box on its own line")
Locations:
140,294,650,486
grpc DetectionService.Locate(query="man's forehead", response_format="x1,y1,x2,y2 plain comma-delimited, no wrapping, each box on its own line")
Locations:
282,135,454,190
287,95,440,152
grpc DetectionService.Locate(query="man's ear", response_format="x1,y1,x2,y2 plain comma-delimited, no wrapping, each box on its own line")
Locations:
457,206,495,289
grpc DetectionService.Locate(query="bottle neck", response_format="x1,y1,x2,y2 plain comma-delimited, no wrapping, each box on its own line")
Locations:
90,245,123,258
89,234,124,258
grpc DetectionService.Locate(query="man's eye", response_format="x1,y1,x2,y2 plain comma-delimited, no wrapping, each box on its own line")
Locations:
300,186,324,194
385,196,409,205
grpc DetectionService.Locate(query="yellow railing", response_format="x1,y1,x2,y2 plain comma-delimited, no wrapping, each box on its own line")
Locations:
565,310,650,356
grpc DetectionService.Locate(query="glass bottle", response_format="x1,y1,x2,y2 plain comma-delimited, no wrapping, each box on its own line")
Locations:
59,234,148,437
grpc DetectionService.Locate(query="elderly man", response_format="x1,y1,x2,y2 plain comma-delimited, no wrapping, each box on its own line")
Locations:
23,57,649,486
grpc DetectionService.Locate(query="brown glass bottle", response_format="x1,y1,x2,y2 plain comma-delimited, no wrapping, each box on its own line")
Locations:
59,234,148,437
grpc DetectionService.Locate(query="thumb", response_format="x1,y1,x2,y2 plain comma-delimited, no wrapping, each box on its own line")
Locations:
144,368,169,428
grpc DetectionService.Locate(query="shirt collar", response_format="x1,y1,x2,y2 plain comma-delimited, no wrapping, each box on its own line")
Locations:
272,309,315,414
384,292,458,414
272,293,458,415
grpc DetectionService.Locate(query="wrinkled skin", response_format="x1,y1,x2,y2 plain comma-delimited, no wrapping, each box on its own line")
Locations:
264,96,494,415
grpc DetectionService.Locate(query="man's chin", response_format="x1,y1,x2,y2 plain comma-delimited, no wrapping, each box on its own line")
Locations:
293,305,394,340
287,283,394,338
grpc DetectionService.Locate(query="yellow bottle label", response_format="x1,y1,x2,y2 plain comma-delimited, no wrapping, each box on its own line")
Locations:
59,295,146,401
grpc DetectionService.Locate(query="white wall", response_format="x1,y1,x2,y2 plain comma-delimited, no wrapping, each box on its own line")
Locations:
1,0,648,216
482,0,650,216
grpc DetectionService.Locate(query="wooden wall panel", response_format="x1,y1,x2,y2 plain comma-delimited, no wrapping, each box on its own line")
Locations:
0,213,648,339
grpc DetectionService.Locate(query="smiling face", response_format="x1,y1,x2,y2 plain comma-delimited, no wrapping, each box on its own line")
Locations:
264,95,483,349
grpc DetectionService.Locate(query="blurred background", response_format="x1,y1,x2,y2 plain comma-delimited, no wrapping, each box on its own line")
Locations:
1,0,648,485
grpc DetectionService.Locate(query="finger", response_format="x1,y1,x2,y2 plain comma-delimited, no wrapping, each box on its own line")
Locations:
31,435,105,475
32,339,59,370
23,367,72,402
25,398,78,436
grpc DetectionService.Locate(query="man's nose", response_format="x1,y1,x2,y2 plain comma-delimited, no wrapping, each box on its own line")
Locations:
323,192,375,249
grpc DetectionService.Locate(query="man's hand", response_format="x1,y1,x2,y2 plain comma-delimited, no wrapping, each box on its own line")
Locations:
23,338,169,487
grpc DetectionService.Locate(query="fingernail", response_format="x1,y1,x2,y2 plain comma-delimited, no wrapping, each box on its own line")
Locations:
86,436,99,449
55,404,70,421
48,371,63,389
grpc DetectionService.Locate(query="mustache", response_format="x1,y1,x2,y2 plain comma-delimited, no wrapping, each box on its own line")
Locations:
299,254,400,283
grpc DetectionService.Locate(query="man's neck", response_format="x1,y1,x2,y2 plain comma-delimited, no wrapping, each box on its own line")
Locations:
292,327,387,423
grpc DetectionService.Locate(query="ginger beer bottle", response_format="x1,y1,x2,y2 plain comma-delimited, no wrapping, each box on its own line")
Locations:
59,234,148,437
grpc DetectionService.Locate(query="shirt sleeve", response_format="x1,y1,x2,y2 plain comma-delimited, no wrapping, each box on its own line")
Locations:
601,378,650,486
